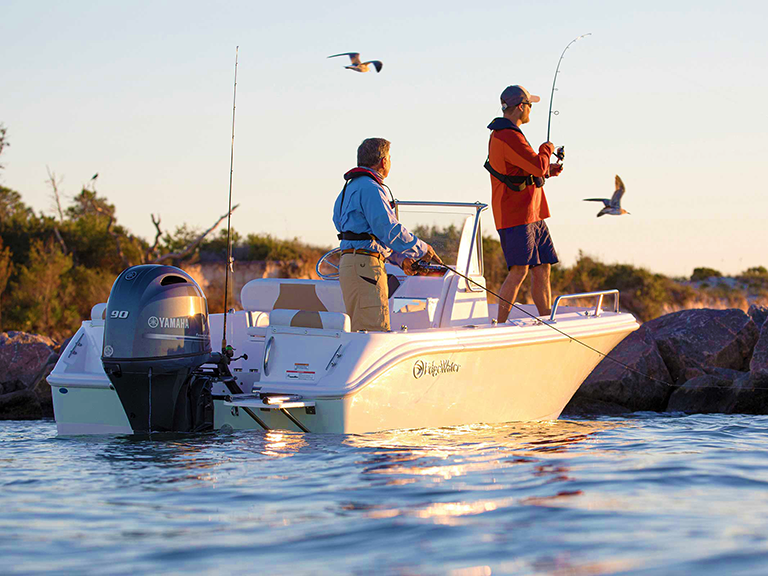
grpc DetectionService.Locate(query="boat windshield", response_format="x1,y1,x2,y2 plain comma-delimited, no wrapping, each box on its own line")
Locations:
395,201,487,276
316,201,488,279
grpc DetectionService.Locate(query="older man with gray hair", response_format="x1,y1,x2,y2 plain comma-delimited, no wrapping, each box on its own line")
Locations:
333,137,441,332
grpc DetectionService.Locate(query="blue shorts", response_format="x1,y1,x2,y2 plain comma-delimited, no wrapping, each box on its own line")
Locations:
498,220,559,269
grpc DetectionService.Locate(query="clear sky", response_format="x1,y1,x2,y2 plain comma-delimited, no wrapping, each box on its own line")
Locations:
2,0,766,277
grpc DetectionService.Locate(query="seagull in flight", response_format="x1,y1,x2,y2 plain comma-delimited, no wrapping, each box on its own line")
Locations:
327,52,383,73
583,175,630,217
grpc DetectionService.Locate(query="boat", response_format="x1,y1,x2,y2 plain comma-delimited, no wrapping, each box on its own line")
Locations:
48,200,639,435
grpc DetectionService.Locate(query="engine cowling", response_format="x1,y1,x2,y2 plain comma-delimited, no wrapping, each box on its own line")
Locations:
101,265,214,433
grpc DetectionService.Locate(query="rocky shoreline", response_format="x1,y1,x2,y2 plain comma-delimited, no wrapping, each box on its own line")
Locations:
563,304,768,416
2,305,767,422
0,331,63,420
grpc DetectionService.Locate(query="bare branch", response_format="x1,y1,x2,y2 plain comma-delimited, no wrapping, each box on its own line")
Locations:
45,166,65,222
149,204,240,265
106,212,128,267
0,124,8,171
52,227,68,255
148,214,163,260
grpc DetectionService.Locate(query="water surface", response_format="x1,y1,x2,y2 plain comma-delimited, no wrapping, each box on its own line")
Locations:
3,415,768,575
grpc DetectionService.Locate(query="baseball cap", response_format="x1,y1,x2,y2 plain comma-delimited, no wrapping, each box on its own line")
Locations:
500,85,541,110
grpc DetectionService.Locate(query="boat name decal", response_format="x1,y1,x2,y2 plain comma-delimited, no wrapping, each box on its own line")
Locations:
148,316,190,329
413,359,461,379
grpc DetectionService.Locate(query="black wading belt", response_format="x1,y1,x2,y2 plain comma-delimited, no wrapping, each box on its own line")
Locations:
338,231,378,241
484,159,544,191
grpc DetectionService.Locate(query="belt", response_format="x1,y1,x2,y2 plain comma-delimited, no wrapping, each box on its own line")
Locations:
484,160,545,191
341,248,384,260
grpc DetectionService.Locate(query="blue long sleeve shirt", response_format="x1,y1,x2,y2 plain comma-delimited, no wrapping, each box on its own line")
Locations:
332,167,428,267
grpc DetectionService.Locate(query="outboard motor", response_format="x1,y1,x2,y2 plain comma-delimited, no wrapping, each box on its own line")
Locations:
101,265,216,433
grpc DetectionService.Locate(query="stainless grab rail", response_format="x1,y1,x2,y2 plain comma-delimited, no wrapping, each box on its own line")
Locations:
549,289,620,322
263,336,274,376
394,201,489,209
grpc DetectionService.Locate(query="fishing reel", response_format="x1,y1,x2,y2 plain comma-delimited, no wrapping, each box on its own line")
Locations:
412,260,446,275
555,146,565,165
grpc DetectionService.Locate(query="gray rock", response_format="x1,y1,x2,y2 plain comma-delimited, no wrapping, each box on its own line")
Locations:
667,372,768,415
704,366,748,380
32,361,57,419
730,372,768,415
644,309,759,384
667,374,737,413
567,325,673,413
749,320,768,386
748,304,768,330
0,378,27,394
0,389,43,420
560,397,629,417
0,332,56,389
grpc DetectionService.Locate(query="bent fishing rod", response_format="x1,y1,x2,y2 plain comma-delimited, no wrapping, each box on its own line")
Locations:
547,33,591,165
222,46,239,358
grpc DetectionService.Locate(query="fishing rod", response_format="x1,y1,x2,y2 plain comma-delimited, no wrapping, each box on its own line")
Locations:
222,46,239,358
547,33,591,165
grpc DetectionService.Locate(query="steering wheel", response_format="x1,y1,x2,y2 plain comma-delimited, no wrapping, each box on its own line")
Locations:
316,248,342,280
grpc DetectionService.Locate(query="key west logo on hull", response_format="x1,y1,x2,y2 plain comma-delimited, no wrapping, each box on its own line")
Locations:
413,359,461,379
148,316,191,329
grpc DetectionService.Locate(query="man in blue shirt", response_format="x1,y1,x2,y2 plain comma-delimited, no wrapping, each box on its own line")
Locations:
333,138,441,331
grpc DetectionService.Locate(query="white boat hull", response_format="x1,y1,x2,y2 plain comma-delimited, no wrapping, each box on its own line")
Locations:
217,316,635,434
49,200,639,436
50,307,637,435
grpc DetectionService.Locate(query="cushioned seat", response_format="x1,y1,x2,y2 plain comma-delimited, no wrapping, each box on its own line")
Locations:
241,279,345,314
269,309,351,332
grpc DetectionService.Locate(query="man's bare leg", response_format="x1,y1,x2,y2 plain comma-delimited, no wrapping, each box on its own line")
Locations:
497,265,528,323
531,263,552,316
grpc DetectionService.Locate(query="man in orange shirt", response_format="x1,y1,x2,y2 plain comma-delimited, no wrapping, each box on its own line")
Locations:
486,85,563,323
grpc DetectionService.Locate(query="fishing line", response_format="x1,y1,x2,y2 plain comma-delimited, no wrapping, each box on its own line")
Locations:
421,261,677,387
222,46,239,356
426,262,768,393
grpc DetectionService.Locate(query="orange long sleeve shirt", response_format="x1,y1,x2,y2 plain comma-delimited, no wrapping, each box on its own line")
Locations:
487,118,554,229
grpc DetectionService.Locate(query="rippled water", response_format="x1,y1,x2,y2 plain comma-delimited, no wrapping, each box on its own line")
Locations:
3,415,768,575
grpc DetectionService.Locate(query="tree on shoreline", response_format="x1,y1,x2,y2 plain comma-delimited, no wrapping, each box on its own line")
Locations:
0,238,12,331
7,239,76,338
0,124,8,171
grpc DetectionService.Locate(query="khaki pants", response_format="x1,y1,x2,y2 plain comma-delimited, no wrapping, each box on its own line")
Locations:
339,253,390,332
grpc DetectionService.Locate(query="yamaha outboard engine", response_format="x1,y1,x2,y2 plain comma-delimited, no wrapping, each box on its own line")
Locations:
101,265,216,433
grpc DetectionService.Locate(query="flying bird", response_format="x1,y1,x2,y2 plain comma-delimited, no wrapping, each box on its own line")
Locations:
327,52,383,73
583,175,630,217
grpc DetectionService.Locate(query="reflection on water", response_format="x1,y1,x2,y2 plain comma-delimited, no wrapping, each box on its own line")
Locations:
333,420,624,526
5,415,768,575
